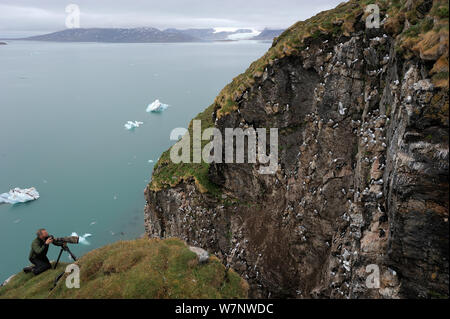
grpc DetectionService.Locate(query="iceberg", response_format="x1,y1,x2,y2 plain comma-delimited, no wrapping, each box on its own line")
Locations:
71,232,92,245
124,121,144,130
0,187,40,204
146,99,169,113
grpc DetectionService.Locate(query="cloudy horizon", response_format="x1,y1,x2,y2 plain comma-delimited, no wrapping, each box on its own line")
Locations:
0,0,343,38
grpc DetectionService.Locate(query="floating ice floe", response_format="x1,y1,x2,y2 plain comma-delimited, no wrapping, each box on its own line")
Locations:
146,99,169,113
124,121,144,130
71,232,92,245
0,187,40,204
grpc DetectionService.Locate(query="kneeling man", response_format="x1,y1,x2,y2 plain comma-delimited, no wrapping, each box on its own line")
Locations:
24,228,53,275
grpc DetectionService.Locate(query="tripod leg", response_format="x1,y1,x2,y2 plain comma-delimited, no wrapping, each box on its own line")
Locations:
50,271,65,291
65,246,77,261
54,247,64,269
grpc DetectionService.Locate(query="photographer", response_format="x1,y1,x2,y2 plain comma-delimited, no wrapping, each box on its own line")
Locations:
23,228,53,275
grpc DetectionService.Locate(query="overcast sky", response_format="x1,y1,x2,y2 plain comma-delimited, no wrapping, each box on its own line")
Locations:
0,0,343,37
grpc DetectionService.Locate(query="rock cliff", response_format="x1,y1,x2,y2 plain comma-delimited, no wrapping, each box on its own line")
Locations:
145,0,449,298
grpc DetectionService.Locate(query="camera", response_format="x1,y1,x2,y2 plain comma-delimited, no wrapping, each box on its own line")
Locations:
48,235,79,247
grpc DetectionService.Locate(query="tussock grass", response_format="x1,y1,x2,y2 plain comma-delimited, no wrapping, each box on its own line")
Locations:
0,238,248,299
0,262,69,299
394,0,449,87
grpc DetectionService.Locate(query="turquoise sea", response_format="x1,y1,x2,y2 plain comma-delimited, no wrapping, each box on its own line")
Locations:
0,40,270,282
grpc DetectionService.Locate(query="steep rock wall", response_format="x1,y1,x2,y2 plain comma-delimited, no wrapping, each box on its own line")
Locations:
145,1,449,298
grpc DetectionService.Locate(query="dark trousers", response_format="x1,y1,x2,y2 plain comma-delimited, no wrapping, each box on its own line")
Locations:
29,256,51,275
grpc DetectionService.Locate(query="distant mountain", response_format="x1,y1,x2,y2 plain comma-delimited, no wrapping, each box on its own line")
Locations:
23,28,200,43
251,28,284,40
21,27,260,43
0,42,7,45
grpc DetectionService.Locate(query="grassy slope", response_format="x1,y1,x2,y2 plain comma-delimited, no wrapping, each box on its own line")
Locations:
0,238,248,299
149,104,221,195
148,0,449,194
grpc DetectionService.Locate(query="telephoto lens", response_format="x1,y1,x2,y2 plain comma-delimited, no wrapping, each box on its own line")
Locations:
51,235,79,246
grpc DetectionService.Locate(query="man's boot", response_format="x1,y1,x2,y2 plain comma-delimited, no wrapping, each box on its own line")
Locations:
23,266,34,274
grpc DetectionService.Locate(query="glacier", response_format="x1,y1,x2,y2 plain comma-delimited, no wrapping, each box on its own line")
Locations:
0,187,40,204
146,99,169,113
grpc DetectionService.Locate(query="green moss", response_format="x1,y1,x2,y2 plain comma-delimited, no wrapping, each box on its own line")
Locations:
396,0,448,60
391,0,402,9
433,4,449,19
0,238,248,299
404,23,422,37
433,71,449,80
149,104,221,195
422,17,435,33
220,98,238,115
428,290,449,299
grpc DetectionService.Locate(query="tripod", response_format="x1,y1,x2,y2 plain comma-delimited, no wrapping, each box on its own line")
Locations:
50,244,78,290
54,243,77,269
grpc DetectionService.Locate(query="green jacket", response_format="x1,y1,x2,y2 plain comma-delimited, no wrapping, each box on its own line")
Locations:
29,237,49,260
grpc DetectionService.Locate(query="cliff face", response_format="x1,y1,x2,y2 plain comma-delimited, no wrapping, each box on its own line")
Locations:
145,0,449,298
